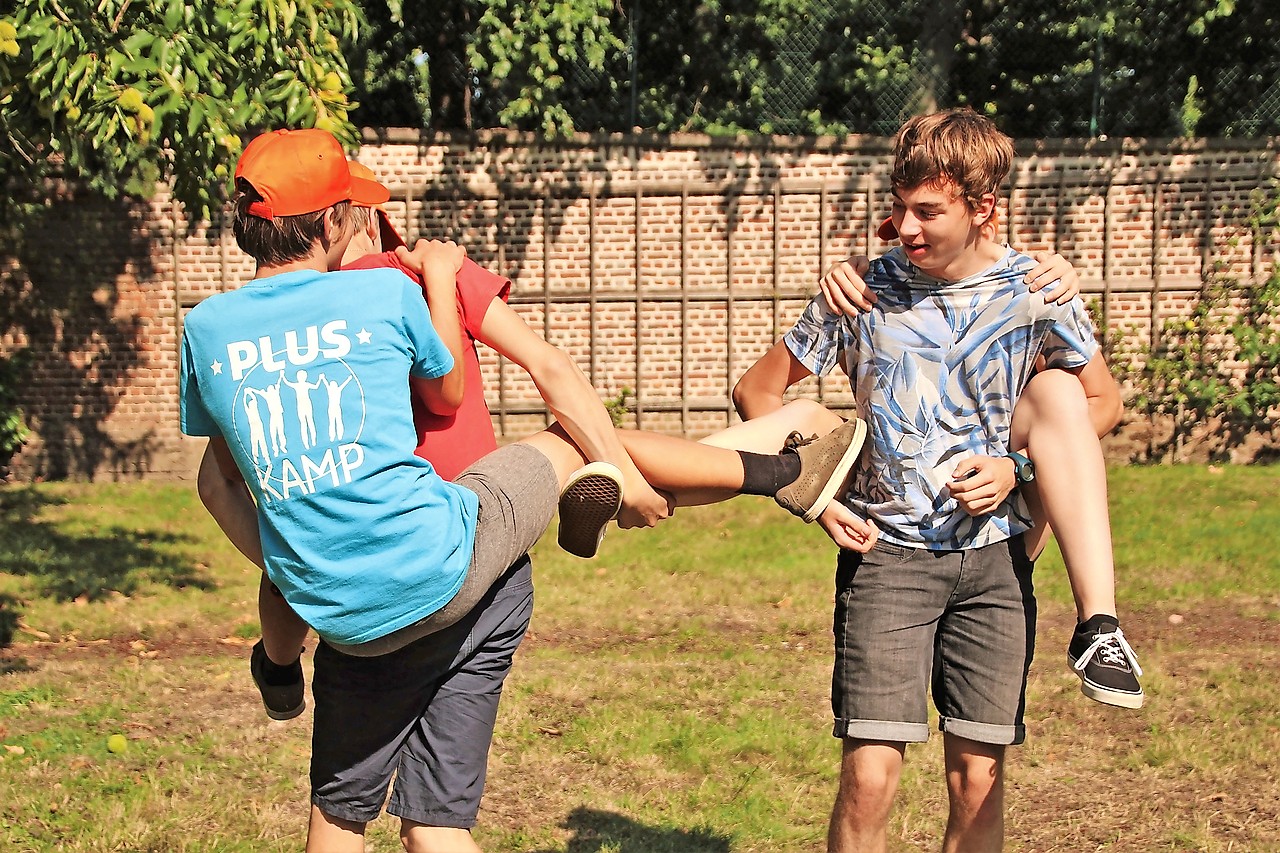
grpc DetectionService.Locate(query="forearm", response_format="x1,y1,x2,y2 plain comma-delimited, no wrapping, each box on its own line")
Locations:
733,342,802,420
531,351,639,474
197,447,265,569
1074,355,1124,438
1084,392,1123,438
421,273,465,411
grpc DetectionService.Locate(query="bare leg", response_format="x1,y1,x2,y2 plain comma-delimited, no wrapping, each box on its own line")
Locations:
1010,370,1117,620
520,423,750,504
401,823,483,853
827,740,905,853
698,398,845,451
941,735,1005,853
258,573,309,664
306,807,365,853
620,399,846,506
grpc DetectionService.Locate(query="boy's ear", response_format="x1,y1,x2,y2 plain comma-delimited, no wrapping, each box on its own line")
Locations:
972,192,997,231
321,205,349,246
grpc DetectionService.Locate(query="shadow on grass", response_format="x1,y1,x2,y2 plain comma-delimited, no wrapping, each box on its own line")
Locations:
531,806,731,853
0,487,214,608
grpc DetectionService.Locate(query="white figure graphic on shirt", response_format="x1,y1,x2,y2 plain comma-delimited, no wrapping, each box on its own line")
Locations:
256,374,288,456
318,373,354,441
242,388,270,462
283,369,322,449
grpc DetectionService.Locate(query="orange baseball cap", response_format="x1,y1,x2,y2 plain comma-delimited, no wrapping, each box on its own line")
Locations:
235,128,389,220
347,161,406,250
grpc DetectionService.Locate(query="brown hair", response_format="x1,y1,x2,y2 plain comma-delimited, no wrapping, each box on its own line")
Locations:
347,205,374,233
232,178,353,266
890,108,1013,210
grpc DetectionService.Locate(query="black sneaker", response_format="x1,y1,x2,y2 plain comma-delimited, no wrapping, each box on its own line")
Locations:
1067,616,1144,709
250,640,306,721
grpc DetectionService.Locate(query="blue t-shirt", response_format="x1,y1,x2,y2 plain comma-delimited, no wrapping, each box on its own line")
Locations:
179,267,478,645
785,246,1099,550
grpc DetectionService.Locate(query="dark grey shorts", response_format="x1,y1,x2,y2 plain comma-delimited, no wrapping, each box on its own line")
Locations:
328,442,557,657
310,555,534,827
831,536,1036,746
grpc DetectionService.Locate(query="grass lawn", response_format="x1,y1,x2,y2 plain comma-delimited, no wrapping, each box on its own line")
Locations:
0,465,1278,851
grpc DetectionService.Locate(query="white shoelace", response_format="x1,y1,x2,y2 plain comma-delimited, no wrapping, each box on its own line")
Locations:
1072,626,1144,677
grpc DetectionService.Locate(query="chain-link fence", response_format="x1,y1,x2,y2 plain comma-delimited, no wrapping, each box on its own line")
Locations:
540,1,1280,139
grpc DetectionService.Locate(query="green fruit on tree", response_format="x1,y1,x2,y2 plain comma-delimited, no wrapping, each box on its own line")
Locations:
117,87,144,113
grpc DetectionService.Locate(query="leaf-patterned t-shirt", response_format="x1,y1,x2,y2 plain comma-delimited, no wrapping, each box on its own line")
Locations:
784,245,1098,550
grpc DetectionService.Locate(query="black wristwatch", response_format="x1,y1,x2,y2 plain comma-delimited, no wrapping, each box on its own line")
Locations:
1006,451,1035,484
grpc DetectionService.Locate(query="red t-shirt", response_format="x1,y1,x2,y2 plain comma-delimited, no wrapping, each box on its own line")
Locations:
342,252,511,480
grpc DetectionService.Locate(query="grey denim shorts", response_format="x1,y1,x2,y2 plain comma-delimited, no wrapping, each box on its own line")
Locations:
831,536,1036,746
329,442,557,657
311,556,535,826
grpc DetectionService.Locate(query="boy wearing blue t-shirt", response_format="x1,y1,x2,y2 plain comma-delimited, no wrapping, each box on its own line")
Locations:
183,128,870,852
734,109,1140,851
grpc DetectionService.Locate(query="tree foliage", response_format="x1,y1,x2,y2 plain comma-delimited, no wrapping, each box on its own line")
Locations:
350,0,621,135
0,0,362,222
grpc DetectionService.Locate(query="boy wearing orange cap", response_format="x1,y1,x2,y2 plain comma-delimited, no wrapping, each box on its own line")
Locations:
188,128,873,852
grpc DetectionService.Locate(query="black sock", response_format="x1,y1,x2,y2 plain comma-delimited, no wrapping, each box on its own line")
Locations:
737,450,802,496
1076,613,1119,635
261,651,303,686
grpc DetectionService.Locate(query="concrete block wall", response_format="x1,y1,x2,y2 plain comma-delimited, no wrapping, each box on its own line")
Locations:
2,131,1276,479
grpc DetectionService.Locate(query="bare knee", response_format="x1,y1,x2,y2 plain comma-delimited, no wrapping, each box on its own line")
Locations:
834,741,905,821
1012,369,1089,443
779,398,845,435
400,823,483,853
944,739,1004,806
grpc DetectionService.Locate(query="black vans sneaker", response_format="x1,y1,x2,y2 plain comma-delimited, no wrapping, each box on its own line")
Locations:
250,640,306,721
1068,616,1144,709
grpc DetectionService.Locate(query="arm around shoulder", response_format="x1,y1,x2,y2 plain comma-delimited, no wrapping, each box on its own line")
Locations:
733,339,814,420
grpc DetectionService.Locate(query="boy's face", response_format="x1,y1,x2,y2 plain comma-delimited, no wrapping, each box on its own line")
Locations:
889,181,996,281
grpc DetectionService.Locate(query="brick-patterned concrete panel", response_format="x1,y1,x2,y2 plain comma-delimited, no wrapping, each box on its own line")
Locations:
2,132,1277,478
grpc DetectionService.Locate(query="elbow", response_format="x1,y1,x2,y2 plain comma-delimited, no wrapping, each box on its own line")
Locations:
732,370,776,420
730,380,750,420
438,375,465,415
529,347,584,393
1101,395,1124,435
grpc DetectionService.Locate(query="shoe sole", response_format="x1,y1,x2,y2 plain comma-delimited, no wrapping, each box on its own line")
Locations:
802,418,868,523
251,642,307,721
1067,652,1145,709
557,462,624,559
263,700,306,722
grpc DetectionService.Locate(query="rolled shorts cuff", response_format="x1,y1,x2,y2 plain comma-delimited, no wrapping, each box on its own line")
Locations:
833,718,930,743
311,794,384,826
940,716,1025,746
386,801,475,830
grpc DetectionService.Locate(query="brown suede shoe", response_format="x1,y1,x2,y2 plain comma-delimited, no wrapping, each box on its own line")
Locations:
774,418,868,522
557,462,624,559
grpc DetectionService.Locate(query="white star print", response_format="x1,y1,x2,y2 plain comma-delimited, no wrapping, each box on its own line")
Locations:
210,360,223,375
356,328,373,344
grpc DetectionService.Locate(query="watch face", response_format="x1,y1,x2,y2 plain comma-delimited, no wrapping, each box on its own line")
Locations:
1019,461,1035,482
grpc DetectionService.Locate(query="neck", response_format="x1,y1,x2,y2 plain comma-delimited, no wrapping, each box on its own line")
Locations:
254,247,331,280
925,236,1006,282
